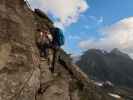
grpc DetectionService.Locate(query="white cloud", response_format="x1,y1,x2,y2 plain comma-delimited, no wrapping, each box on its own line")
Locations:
79,17,133,58
28,0,89,28
54,22,64,30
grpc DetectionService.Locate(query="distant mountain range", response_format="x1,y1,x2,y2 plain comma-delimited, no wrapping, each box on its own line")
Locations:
76,48,133,89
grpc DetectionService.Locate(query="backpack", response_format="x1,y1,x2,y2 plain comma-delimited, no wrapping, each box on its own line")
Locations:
53,28,65,46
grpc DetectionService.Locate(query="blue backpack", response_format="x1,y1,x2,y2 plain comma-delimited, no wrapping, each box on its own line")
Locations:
53,28,65,46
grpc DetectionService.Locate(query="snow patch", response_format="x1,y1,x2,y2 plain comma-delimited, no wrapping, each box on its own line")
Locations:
94,82,103,87
108,93,121,99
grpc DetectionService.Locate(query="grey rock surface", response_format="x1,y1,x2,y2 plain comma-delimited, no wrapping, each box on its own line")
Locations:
0,0,122,100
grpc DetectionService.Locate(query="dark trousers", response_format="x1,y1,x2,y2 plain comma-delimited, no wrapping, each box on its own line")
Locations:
37,43,49,58
50,47,59,73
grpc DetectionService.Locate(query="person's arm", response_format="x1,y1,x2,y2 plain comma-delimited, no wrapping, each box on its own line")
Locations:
40,32,43,36
47,34,53,42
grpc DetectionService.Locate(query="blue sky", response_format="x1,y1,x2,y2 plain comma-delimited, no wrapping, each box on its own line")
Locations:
28,0,133,57
62,0,133,55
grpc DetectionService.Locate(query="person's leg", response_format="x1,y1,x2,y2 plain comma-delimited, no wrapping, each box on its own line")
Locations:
51,47,59,73
37,43,44,57
54,48,59,64
48,48,54,68
42,44,48,58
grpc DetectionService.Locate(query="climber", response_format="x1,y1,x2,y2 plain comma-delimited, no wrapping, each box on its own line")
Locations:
42,30,52,59
46,30,54,66
36,29,52,60
36,29,43,57
49,27,65,73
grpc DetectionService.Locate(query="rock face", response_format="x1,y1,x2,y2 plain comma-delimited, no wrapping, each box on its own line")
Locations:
0,0,120,100
0,0,40,100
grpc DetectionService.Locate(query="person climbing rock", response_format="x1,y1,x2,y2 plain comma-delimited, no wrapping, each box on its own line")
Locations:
49,27,65,73
36,29,44,57
36,29,52,60
42,30,51,60
46,30,54,67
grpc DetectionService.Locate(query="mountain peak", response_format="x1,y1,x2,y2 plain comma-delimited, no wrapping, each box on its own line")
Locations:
111,48,130,59
77,48,133,89
111,48,121,54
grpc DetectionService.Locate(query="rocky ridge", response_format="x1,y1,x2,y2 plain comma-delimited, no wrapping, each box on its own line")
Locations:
0,0,122,100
